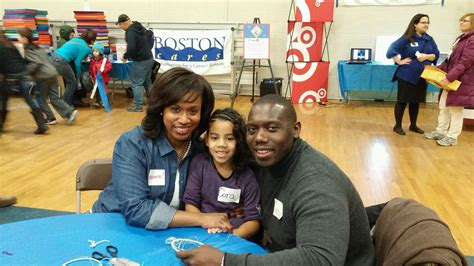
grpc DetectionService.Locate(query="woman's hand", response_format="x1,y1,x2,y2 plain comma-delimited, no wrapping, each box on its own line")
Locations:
398,57,412,65
440,78,450,87
200,213,232,232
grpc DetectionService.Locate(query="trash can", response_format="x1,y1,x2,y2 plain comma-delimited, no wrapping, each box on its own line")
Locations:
260,77,283,97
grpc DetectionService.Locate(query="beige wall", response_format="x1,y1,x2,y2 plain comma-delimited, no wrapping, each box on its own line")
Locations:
1,0,471,99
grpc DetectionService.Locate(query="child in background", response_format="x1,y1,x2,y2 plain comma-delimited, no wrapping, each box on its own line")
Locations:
183,108,261,239
89,43,112,108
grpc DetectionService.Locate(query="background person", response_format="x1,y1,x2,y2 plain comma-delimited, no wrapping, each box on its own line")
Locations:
89,43,112,108
387,13,440,135
183,108,261,239
0,30,48,134
51,29,96,107
57,25,75,48
92,67,232,232
116,14,155,112
425,13,474,146
177,95,375,266
18,28,78,125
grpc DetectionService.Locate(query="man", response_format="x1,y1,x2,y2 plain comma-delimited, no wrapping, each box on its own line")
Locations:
0,196,17,207
177,94,375,265
116,14,155,112
57,25,75,48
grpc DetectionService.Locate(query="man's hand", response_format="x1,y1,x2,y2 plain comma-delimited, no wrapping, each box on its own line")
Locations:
121,57,128,63
200,213,232,232
176,245,224,266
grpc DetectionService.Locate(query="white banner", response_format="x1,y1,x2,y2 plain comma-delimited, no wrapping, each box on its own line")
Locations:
152,29,233,75
339,0,442,5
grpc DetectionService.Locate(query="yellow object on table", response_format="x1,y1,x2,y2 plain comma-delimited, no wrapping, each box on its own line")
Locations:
421,65,461,91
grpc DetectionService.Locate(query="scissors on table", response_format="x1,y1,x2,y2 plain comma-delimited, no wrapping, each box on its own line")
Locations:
92,245,118,261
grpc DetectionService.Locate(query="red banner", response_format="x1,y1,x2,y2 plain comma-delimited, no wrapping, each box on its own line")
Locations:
295,0,334,22
287,22,324,62
291,61,329,103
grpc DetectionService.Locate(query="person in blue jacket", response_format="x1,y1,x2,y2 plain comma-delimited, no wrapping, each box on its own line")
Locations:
51,29,96,107
387,14,439,135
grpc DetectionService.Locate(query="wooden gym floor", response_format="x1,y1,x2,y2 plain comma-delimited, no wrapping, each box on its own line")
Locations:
0,92,472,254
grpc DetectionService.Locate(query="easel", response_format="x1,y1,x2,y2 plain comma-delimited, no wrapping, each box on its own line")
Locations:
230,18,279,107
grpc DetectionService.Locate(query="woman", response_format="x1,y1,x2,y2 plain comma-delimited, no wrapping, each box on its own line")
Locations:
18,28,78,125
425,13,474,146
93,67,232,232
0,30,48,134
387,14,440,135
51,29,96,107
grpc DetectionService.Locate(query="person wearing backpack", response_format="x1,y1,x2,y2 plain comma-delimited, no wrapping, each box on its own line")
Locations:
18,28,78,125
116,14,154,112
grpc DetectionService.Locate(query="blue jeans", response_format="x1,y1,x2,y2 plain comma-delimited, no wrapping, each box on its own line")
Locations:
51,55,77,106
38,78,74,120
130,58,154,107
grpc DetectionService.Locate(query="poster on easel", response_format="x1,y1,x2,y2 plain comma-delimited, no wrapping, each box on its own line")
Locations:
243,23,270,59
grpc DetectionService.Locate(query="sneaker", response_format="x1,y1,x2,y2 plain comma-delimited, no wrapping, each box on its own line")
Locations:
127,105,143,112
0,196,17,207
424,131,445,140
92,103,101,108
68,110,79,124
46,118,57,125
436,136,457,146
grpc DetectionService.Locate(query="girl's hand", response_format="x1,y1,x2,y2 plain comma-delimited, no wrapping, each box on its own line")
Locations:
207,228,224,234
200,213,232,232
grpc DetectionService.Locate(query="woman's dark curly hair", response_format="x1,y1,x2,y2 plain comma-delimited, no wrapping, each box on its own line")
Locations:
205,108,253,173
141,67,215,139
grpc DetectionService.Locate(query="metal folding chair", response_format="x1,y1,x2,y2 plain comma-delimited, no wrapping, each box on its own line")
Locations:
75,159,112,213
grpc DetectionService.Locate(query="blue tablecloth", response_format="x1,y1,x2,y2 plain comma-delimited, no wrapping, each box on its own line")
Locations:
337,60,438,102
0,213,267,265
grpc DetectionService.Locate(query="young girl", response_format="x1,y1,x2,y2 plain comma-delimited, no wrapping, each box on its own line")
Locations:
183,108,261,239
18,28,78,125
89,43,112,108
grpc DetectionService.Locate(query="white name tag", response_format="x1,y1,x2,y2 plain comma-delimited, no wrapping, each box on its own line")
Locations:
217,187,241,203
273,198,283,220
148,169,165,186
410,42,419,47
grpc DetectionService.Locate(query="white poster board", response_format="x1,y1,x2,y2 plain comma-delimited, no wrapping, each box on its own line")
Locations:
243,24,270,59
115,43,127,63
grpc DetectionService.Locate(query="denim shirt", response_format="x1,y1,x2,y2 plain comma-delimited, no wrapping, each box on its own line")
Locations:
386,34,440,85
92,126,195,230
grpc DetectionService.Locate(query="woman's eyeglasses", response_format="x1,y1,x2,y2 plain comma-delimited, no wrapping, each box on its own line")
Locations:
460,19,471,23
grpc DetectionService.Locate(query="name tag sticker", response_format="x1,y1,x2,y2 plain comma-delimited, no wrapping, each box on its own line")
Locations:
410,42,419,47
273,198,283,220
217,187,241,203
148,169,165,186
